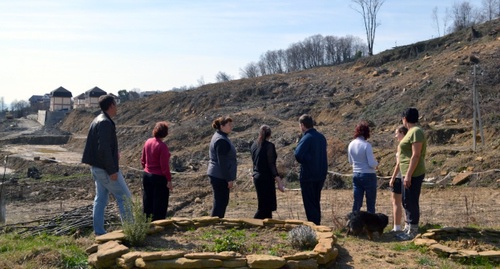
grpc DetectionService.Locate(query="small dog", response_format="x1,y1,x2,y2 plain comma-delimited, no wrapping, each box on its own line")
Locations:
346,211,389,240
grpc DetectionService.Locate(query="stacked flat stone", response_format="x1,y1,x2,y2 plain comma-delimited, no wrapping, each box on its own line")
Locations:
86,216,339,269
413,227,500,263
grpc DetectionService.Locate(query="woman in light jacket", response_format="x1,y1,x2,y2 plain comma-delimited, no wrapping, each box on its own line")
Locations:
348,120,378,213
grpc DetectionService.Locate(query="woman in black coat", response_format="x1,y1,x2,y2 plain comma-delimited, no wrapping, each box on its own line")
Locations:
250,125,284,219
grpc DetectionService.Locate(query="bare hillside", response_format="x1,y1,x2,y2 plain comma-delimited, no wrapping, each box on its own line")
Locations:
59,19,500,186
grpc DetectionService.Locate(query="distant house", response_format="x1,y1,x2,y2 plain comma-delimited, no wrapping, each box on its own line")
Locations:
73,93,86,109
128,91,140,100
49,87,73,111
109,93,121,105
140,90,162,98
29,94,50,111
84,87,107,108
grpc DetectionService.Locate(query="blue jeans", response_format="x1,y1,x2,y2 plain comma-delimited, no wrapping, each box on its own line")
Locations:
91,166,132,235
352,172,377,213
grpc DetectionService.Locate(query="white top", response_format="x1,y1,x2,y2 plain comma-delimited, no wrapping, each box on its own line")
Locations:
348,137,378,173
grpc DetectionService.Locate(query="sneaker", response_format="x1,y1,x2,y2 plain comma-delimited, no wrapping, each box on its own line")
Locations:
396,226,419,241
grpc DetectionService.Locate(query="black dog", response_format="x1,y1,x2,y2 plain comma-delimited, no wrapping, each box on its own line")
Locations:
346,211,389,240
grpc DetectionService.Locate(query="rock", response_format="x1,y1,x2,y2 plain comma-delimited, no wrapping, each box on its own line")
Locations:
429,243,458,256
478,250,500,262
95,231,126,243
246,254,286,269
221,258,247,268
316,247,339,265
141,250,186,261
283,251,318,260
286,258,318,269
136,257,222,269
89,241,129,269
452,172,473,185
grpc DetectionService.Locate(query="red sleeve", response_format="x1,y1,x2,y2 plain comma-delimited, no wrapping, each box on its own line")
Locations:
160,142,172,181
141,140,147,169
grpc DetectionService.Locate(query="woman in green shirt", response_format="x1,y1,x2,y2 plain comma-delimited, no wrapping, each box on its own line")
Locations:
397,107,427,241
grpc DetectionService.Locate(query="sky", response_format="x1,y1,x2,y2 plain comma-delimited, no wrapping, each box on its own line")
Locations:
0,0,485,106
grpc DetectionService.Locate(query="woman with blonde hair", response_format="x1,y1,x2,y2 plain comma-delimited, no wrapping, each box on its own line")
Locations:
389,125,408,232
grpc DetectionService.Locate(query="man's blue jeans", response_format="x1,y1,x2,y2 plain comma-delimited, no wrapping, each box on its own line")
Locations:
352,172,377,213
91,166,132,235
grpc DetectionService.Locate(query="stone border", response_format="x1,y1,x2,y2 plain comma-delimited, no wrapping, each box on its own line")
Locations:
87,217,339,269
413,227,500,263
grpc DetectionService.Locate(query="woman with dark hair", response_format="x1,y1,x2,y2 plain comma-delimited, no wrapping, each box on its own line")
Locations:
397,107,427,240
207,116,237,218
347,120,379,213
389,125,408,232
250,125,285,219
141,121,172,221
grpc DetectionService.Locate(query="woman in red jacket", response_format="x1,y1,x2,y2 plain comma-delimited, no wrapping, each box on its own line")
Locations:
141,121,172,221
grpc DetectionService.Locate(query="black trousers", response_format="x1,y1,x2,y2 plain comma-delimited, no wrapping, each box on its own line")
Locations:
142,172,169,221
210,176,230,218
402,174,424,225
253,174,277,219
300,179,325,225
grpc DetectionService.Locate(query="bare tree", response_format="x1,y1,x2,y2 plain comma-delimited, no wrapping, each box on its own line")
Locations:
284,42,304,72
481,0,499,20
443,7,451,35
196,77,205,87
260,50,285,74
10,99,29,118
451,1,479,31
432,6,441,37
240,62,260,78
351,0,385,56
302,35,325,68
324,35,338,65
215,71,232,82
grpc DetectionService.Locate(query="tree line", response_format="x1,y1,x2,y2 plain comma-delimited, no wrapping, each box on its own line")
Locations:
217,0,499,82
238,35,367,79
432,0,500,37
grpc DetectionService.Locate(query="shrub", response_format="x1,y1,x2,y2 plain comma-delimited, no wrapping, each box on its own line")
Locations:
212,228,245,252
122,196,151,246
288,225,318,250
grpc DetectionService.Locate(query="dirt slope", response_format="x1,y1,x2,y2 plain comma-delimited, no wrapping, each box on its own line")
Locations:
58,19,500,186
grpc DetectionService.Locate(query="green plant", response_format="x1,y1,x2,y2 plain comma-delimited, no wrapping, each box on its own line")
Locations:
417,257,436,266
457,256,497,267
122,196,151,246
391,242,421,252
212,228,245,252
0,233,88,268
279,232,288,240
288,225,318,250
268,243,288,256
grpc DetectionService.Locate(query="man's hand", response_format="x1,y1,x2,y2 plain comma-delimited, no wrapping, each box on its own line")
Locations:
110,173,118,181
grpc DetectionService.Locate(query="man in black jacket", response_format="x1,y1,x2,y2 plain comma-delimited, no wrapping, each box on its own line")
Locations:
82,95,132,235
